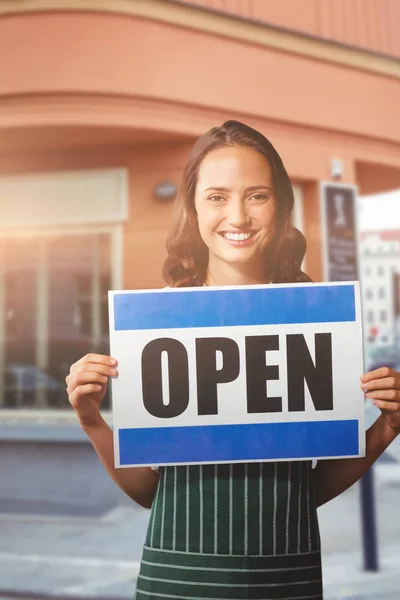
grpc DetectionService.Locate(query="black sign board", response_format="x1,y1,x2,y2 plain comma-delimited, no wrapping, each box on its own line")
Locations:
321,183,359,281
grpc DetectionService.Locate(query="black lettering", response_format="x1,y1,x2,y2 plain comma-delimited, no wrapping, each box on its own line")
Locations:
287,333,333,411
195,337,240,415
246,335,282,413
141,338,189,418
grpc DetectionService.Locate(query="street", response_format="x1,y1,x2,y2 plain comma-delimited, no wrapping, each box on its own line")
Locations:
1,413,399,600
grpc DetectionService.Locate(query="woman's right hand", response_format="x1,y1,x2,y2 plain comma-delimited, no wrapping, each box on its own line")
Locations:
66,354,118,429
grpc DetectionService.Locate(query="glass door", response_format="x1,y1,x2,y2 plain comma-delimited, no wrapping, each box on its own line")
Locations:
0,237,38,408
0,231,113,410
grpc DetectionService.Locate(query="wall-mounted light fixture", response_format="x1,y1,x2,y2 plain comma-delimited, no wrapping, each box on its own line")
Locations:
153,181,178,202
331,158,344,180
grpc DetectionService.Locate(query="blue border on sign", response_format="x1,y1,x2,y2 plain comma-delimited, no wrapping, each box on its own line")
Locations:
113,285,355,331
118,420,359,465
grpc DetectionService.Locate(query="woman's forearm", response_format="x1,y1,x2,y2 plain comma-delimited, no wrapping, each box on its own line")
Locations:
314,414,398,507
83,416,159,509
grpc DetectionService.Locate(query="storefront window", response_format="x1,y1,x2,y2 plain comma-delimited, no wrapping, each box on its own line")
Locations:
0,232,112,410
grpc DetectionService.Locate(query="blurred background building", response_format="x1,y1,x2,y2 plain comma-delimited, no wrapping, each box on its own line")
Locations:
360,229,400,355
0,0,399,412
0,1,399,598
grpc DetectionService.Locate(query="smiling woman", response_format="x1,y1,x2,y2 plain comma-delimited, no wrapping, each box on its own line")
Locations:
66,120,400,600
163,120,311,288
195,146,278,284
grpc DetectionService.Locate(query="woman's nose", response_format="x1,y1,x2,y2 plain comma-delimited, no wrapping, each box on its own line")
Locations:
226,201,250,228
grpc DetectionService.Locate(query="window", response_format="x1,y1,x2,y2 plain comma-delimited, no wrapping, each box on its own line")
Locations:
365,288,373,299
367,310,374,323
0,232,113,411
378,265,385,276
378,287,385,299
380,310,387,322
365,266,371,276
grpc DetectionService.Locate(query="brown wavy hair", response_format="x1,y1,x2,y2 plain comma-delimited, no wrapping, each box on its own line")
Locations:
163,120,311,287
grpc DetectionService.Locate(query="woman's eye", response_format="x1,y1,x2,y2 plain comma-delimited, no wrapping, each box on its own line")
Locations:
208,195,225,204
250,193,268,203
251,194,268,202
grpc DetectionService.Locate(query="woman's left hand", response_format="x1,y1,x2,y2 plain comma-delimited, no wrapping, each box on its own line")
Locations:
361,367,400,434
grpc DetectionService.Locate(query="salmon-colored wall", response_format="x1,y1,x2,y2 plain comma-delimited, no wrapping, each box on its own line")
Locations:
0,8,398,288
0,12,399,144
356,162,400,196
302,182,323,282
0,140,193,289
185,0,400,58
0,136,325,286
124,145,190,290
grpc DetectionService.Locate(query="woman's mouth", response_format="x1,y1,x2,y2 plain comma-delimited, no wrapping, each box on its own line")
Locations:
219,231,257,246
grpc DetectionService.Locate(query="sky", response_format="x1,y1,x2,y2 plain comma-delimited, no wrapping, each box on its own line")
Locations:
358,189,400,231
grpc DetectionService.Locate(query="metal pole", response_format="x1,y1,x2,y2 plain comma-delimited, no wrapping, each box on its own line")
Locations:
359,465,379,571
321,186,380,572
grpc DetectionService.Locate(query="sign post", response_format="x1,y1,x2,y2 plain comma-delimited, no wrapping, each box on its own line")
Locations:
320,181,379,572
109,283,364,469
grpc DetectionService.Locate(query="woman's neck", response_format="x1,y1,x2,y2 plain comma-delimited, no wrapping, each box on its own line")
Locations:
205,260,270,287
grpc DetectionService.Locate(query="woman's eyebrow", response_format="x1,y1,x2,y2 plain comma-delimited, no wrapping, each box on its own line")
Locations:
246,185,274,192
204,186,230,192
204,185,273,192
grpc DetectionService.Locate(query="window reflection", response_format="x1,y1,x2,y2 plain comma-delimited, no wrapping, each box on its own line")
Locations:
0,233,113,410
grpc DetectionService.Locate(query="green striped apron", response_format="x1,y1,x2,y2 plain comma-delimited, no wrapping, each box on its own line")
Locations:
135,462,322,599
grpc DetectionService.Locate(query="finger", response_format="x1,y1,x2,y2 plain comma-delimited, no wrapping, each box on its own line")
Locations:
361,376,399,392
78,354,118,368
74,364,118,379
68,383,103,402
70,355,109,373
361,367,395,383
69,358,117,379
67,371,109,394
372,399,400,412
365,389,400,402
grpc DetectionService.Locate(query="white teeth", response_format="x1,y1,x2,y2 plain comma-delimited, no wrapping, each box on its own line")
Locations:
224,232,253,241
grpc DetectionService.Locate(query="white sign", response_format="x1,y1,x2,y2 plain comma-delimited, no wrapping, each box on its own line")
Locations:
109,282,365,468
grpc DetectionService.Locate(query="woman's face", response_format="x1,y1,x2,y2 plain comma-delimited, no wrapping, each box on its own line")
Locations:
194,145,278,276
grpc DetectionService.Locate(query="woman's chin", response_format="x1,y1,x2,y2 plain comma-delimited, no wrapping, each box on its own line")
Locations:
212,250,266,271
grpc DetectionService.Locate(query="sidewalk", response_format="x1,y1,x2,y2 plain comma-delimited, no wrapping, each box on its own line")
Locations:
1,456,400,600
1,404,399,600
323,544,400,599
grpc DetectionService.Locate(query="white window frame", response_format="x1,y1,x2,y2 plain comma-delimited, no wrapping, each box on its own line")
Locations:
0,168,128,229
0,224,122,422
0,166,127,422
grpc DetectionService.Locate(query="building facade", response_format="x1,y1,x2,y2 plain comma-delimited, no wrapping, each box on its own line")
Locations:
0,0,400,413
360,230,400,361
